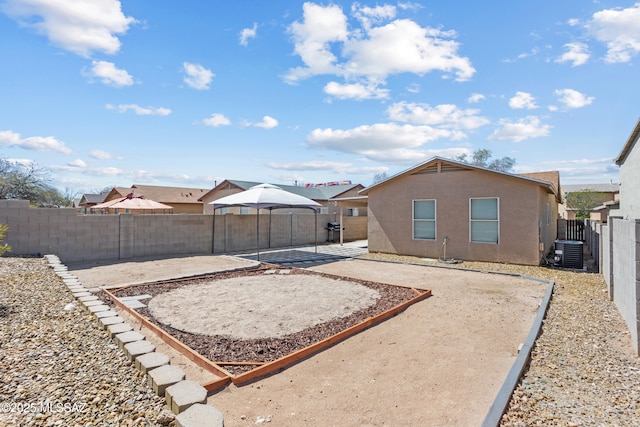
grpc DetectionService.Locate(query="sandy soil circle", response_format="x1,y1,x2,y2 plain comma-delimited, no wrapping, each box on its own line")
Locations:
147,273,380,339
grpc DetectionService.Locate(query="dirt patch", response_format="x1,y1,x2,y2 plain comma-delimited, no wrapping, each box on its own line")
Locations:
106,267,420,375
69,254,547,426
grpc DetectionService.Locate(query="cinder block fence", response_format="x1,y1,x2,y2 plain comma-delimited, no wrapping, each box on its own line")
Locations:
0,200,367,263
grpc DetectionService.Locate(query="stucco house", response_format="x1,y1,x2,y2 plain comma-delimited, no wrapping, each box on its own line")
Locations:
559,183,620,220
615,117,640,219
199,180,364,215
359,157,561,266
78,191,110,214
102,184,208,214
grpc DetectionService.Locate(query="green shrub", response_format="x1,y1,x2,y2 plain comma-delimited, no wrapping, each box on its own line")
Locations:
0,224,11,257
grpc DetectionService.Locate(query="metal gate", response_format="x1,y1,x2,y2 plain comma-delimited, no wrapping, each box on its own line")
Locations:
565,219,585,241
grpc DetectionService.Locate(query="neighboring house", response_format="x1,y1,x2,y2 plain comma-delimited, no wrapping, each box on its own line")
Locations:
615,117,640,219
559,183,620,220
102,184,208,214
199,179,364,215
590,199,620,223
359,157,561,266
78,191,110,214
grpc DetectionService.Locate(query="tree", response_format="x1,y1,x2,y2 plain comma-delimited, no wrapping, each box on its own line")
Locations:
455,149,516,173
372,171,389,184
0,159,70,207
565,190,610,220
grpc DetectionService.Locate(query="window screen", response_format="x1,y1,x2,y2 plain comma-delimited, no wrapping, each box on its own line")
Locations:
470,198,498,243
413,200,436,240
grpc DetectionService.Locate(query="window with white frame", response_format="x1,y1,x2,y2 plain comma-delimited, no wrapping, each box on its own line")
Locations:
239,207,250,214
413,199,436,240
470,198,499,243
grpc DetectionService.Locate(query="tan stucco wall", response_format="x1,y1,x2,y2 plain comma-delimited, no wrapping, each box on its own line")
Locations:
367,168,556,265
170,203,205,214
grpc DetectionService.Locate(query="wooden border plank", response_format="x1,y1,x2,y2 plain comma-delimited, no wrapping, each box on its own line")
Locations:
103,288,234,381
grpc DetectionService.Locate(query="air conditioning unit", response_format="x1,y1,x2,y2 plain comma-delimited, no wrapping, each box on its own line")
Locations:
554,240,583,269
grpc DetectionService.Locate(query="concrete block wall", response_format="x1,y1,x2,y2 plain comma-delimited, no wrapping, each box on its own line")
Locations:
0,200,367,263
608,218,640,355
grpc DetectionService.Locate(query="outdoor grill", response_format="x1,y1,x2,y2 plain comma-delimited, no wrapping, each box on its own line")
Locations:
326,222,341,243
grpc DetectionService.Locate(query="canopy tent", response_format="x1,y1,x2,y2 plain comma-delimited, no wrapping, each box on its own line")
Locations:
90,193,173,214
209,183,321,260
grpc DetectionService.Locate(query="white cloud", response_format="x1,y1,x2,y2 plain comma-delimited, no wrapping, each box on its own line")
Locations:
1,0,136,57
509,92,538,110
406,83,420,93
84,60,133,87
323,81,389,100
183,62,214,90
202,113,231,127
67,159,86,168
81,166,123,176
306,122,468,163
351,3,396,30
503,47,541,63
105,104,171,115
89,149,116,160
554,88,594,109
342,19,475,81
286,3,349,83
285,3,475,89
254,116,279,129
586,3,640,63
386,102,489,132
522,157,618,184
488,116,551,142
239,23,257,46
555,42,590,66
468,93,485,103
0,130,72,154
266,160,388,175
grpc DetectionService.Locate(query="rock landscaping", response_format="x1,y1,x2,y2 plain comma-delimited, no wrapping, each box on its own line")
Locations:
0,257,167,426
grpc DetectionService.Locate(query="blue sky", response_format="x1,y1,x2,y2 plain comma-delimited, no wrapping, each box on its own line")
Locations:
0,0,637,193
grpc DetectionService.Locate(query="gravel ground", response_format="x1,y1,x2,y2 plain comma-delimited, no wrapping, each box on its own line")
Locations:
362,252,640,426
3,250,639,426
0,257,170,427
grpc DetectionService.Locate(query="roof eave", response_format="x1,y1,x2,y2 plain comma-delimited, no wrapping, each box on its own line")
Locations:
616,117,640,165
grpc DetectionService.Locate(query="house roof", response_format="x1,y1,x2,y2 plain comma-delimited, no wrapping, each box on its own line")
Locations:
79,191,110,205
562,183,620,193
198,179,363,202
615,117,640,165
592,199,620,211
519,171,561,197
110,184,208,204
359,156,562,202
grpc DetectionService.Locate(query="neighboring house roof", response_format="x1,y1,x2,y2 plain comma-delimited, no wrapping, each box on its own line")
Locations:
79,191,110,206
592,199,620,211
109,184,208,204
562,183,620,194
198,179,363,202
359,157,562,202
519,171,561,197
616,116,640,165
